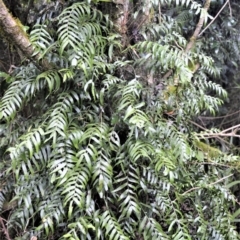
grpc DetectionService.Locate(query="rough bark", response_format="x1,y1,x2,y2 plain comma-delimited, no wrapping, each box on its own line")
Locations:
111,0,131,47
0,0,51,70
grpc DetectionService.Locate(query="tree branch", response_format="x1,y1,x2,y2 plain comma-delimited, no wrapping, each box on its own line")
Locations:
0,0,52,70
160,0,211,82
185,0,211,53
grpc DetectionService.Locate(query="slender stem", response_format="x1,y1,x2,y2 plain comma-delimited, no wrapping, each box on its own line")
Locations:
0,217,11,240
199,0,230,37
182,174,233,196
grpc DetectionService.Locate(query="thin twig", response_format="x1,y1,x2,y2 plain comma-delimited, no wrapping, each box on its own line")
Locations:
209,174,233,186
0,217,11,240
199,109,240,120
220,123,240,133
197,133,240,138
182,174,233,195
198,0,230,37
228,0,232,17
188,120,207,131
189,120,240,139
158,2,161,24
199,162,231,168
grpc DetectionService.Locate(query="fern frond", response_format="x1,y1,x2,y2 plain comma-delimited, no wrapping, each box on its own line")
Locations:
139,216,168,240
45,91,80,145
62,216,95,240
35,189,64,236
92,148,113,198
101,210,129,240
113,162,141,235
62,169,91,217
58,3,109,55
30,24,54,56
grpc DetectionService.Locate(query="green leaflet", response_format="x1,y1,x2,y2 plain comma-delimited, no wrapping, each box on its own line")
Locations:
0,0,239,239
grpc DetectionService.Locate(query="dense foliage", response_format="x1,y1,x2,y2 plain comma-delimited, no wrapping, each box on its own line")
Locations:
1,0,240,239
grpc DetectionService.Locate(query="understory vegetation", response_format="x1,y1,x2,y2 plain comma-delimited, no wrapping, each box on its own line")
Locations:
1,0,240,239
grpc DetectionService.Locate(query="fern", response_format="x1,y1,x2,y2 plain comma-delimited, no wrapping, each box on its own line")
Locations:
1,0,240,239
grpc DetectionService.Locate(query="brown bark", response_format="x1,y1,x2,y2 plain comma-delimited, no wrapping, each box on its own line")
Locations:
112,0,131,47
160,0,211,82
185,0,211,53
0,0,51,70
